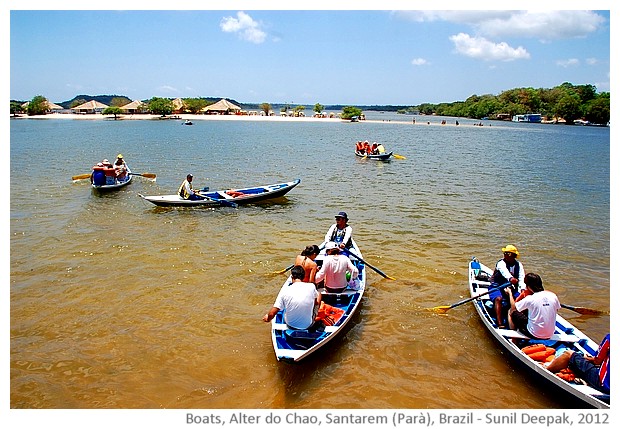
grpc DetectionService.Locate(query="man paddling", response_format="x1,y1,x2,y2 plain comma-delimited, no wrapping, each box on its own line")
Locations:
178,174,205,200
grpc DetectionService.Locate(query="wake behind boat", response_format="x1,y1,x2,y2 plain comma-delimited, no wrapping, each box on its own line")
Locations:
270,239,366,363
468,258,609,408
139,178,300,207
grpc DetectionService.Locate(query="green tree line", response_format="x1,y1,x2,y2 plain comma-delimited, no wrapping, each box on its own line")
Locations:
402,82,609,125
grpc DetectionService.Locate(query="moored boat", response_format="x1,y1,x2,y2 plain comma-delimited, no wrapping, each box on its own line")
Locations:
355,150,393,161
270,239,366,363
139,178,300,207
468,258,609,408
91,164,132,191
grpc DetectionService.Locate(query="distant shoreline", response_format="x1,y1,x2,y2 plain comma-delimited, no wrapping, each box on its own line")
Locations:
8,112,479,127
10,112,346,123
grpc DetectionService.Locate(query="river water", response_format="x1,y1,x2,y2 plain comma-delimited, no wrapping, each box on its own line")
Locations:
9,114,610,413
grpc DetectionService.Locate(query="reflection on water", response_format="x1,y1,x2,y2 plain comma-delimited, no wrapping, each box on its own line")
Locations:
10,116,609,409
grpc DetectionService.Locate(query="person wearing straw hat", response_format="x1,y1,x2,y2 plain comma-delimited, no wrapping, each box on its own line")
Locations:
488,244,526,329
113,153,127,179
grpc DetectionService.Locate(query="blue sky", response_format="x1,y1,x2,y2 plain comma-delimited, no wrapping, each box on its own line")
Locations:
8,6,613,106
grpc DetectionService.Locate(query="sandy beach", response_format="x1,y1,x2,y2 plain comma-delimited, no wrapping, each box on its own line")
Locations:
11,112,348,123
9,112,486,128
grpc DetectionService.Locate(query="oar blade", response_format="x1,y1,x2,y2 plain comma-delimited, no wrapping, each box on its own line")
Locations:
574,307,608,316
426,306,451,314
562,304,608,316
72,173,91,181
393,154,407,160
140,172,157,179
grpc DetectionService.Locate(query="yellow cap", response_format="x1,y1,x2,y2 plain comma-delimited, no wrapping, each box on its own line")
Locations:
117,154,123,158
502,244,520,257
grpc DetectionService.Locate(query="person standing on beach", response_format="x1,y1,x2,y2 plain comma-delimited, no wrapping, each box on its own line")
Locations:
178,174,205,200
324,211,353,250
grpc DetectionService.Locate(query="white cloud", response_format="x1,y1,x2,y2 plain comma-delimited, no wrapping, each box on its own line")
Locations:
220,11,267,44
396,10,605,41
556,58,580,68
586,58,599,65
449,33,530,61
411,58,428,66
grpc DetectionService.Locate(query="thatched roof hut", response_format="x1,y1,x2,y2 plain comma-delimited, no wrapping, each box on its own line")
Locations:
202,98,241,114
120,100,144,114
71,100,109,114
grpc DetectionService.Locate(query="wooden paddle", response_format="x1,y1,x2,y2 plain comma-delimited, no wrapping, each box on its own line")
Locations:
427,282,511,314
72,172,157,181
344,248,395,280
129,172,157,179
393,153,406,159
72,173,92,181
195,192,238,208
561,303,609,316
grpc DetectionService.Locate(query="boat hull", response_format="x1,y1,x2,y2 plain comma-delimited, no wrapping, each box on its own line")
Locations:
355,151,393,161
270,239,366,363
468,259,609,408
91,166,132,191
139,178,300,207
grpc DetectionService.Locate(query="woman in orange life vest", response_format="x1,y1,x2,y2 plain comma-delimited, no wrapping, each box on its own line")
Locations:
355,141,365,154
370,142,378,154
362,141,371,155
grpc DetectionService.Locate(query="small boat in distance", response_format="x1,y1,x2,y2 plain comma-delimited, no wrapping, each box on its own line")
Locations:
468,257,609,408
512,113,542,123
183,120,193,125
355,150,393,161
139,178,300,207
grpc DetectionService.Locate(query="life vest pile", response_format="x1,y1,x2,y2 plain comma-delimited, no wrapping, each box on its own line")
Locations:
315,302,345,326
521,344,556,362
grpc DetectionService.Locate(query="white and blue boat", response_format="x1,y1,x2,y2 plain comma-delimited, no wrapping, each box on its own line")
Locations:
91,165,132,191
468,258,609,408
270,239,366,363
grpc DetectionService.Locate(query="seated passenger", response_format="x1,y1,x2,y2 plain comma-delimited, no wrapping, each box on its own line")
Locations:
315,242,358,293
262,265,322,329
355,141,365,154
178,174,206,200
295,244,320,283
113,154,127,179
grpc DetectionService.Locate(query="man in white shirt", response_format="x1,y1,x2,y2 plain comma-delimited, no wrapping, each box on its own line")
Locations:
315,241,359,293
507,272,560,339
263,265,321,330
